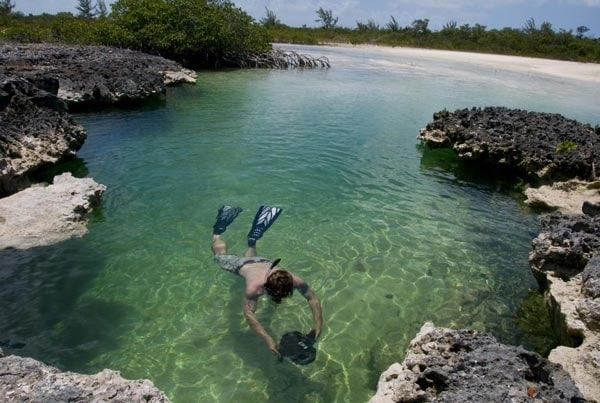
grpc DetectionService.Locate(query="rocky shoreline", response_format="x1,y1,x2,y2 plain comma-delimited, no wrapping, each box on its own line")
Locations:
1,43,196,400
0,43,196,248
0,350,169,402
0,43,196,111
381,107,600,402
0,43,196,198
370,322,583,402
2,44,599,401
417,107,600,183
529,212,600,400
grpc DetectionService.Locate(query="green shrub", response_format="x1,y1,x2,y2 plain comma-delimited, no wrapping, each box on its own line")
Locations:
556,140,578,154
107,0,270,67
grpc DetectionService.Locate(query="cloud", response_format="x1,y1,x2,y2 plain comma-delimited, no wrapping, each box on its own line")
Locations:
382,0,530,9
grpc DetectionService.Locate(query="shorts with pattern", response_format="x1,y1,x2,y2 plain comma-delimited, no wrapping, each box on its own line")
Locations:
214,254,272,275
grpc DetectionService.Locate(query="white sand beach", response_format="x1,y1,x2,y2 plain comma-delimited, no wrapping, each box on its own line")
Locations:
327,43,600,83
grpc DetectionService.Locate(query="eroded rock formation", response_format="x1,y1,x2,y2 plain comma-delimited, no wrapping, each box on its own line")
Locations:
0,43,196,401
0,350,170,402
370,322,583,403
0,43,197,109
0,75,86,196
0,172,105,249
418,107,599,183
0,43,197,197
524,180,600,216
529,211,600,401
378,107,600,402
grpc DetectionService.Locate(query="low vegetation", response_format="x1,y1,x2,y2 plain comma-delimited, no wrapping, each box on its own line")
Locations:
266,14,600,63
0,0,271,68
556,140,579,154
1,1,599,67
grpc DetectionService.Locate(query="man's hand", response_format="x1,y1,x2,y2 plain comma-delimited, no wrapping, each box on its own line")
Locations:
244,296,282,359
307,328,319,341
267,338,282,360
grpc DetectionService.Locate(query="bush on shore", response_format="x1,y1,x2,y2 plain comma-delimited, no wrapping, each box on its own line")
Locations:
0,0,270,68
1,2,599,65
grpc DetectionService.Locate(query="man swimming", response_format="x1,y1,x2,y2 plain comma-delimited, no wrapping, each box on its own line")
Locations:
211,205,323,357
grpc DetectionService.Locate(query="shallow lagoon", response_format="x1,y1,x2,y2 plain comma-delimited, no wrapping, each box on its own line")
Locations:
1,45,599,402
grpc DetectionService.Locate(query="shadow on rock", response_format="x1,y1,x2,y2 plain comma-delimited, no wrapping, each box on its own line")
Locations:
28,157,90,186
417,144,525,194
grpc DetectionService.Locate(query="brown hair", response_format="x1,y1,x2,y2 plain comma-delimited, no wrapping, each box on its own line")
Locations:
265,270,294,300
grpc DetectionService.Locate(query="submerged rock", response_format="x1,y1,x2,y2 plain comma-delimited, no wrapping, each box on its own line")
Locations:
529,212,600,401
370,322,582,403
0,352,170,402
0,172,105,250
418,107,599,183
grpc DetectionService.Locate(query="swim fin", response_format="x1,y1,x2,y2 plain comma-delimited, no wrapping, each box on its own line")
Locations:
213,205,243,235
247,205,282,246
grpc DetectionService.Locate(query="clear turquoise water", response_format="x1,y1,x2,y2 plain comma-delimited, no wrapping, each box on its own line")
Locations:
1,45,599,402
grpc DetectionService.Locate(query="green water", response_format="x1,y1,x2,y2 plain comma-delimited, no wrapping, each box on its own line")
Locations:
2,45,599,402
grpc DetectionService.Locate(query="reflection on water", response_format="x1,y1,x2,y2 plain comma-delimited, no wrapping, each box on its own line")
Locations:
1,45,598,402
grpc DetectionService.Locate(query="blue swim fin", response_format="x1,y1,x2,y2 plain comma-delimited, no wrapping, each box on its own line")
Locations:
247,205,282,246
213,205,242,235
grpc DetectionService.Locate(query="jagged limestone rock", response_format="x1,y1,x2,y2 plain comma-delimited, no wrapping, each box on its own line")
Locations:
529,213,600,402
370,322,582,403
418,107,598,183
0,43,197,109
0,353,170,402
524,180,600,215
0,172,105,250
0,76,86,196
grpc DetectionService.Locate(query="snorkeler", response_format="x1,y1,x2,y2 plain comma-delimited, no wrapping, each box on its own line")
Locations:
211,205,323,358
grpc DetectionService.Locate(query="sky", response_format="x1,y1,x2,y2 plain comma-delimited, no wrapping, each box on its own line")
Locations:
12,0,600,37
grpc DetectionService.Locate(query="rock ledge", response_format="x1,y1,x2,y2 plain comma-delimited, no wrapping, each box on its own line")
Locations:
418,106,599,183
370,322,583,403
529,212,600,401
0,351,170,402
0,172,105,249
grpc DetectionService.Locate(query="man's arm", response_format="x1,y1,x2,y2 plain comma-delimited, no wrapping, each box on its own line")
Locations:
296,282,323,338
243,295,280,356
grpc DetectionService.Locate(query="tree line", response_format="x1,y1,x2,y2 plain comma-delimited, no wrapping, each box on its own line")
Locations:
264,8,600,63
1,1,599,66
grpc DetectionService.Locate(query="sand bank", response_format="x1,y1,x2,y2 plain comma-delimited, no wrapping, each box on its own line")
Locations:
321,43,600,83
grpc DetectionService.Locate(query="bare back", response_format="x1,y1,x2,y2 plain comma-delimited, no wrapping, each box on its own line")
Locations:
239,262,306,299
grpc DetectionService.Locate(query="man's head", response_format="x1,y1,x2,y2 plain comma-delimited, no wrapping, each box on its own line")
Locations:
264,270,294,304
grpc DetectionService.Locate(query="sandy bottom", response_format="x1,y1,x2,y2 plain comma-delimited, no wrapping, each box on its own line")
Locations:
321,43,600,83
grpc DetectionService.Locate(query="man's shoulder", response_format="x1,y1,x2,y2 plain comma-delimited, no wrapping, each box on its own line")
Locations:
291,273,309,289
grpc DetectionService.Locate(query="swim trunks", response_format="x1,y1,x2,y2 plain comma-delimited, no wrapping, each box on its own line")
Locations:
214,254,272,275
